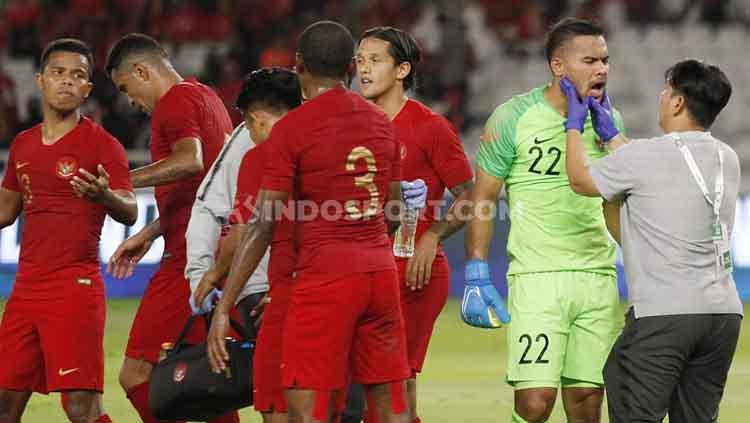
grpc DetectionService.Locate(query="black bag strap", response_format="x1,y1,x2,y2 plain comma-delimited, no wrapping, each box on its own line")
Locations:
171,314,200,351
170,310,253,354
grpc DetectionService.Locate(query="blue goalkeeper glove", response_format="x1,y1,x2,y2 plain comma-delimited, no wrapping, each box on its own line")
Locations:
189,288,222,315
401,179,427,209
559,77,589,132
461,259,510,328
588,93,620,143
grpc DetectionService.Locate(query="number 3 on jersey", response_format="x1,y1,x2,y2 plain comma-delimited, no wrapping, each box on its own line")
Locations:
345,146,379,219
19,173,32,204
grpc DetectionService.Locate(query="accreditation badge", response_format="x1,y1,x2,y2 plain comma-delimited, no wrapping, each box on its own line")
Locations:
713,222,733,275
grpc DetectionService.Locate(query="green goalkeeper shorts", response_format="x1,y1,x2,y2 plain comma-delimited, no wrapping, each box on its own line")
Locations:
505,271,621,388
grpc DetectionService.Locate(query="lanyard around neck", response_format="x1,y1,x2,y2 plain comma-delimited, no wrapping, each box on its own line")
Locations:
672,134,724,222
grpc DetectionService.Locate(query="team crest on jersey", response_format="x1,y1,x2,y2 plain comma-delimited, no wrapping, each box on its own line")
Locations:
400,144,408,160
56,156,78,179
173,362,188,383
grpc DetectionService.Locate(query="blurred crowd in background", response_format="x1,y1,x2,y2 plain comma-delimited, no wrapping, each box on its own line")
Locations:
1,0,749,156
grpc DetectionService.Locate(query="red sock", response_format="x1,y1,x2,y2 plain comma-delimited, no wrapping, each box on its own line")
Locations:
126,381,184,423
95,415,113,423
208,411,239,423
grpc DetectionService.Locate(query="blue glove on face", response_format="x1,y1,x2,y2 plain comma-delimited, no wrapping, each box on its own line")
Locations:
189,288,223,315
559,77,589,132
588,94,620,143
461,259,511,328
401,179,427,209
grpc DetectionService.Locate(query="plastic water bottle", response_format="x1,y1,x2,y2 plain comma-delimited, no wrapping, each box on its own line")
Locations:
393,206,420,258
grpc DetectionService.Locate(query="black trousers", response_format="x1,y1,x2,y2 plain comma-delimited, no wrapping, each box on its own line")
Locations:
604,308,741,423
236,291,267,340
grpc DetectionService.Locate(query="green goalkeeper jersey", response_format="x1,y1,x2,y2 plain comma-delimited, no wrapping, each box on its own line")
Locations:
477,85,625,277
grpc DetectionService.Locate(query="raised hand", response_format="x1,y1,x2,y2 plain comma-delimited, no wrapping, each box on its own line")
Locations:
71,164,111,203
588,93,620,143
401,179,427,209
559,77,589,133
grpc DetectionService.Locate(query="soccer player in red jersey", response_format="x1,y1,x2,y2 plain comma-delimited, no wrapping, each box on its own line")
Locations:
207,21,411,423
103,34,236,423
0,38,137,423
192,67,302,423
356,27,474,423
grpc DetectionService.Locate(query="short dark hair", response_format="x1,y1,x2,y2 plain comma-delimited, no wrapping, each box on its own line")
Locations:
544,18,604,63
40,38,94,79
105,33,168,76
665,59,731,129
235,67,302,114
359,26,422,91
298,20,355,79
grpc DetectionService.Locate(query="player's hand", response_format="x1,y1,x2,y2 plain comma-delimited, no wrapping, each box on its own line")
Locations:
401,179,427,209
559,77,589,132
207,311,231,373
460,259,510,328
249,293,271,331
107,234,153,279
190,287,222,315
587,93,620,143
71,164,111,203
406,231,439,290
192,269,222,311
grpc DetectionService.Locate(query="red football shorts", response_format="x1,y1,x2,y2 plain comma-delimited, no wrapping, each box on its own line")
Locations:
280,270,410,391
253,278,293,413
125,266,205,364
0,274,106,393
397,255,450,375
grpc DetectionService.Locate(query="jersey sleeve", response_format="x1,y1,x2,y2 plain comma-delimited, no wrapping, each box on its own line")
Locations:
261,121,296,193
158,90,202,149
589,141,643,201
99,131,132,192
2,141,19,192
229,155,255,225
476,101,519,180
426,116,473,189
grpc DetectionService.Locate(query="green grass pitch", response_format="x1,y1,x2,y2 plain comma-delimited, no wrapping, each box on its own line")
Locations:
2,299,749,422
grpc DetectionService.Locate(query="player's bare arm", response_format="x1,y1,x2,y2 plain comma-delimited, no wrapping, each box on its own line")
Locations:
603,200,622,245
0,188,22,228
407,179,474,289
566,129,602,197
207,188,287,373
107,218,162,278
466,169,504,261
71,164,137,225
129,137,204,188
192,223,246,308
385,180,402,235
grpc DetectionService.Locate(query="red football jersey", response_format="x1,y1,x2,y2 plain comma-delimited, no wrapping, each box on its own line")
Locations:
392,99,473,259
229,141,295,282
262,87,400,277
150,78,231,269
1,117,132,286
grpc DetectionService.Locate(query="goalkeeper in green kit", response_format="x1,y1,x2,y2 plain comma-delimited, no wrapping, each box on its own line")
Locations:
462,18,626,423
